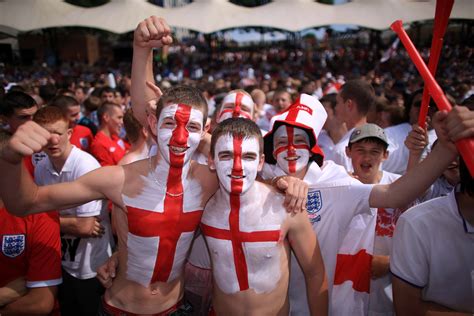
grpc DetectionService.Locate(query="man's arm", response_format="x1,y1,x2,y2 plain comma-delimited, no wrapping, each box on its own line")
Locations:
257,176,309,213
131,16,172,125
371,255,390,279
0,278,26,307
287,212,328,316
370,109,467,209
60,216,105,238
0,121,123,216
393,276,470,316
0,286,57,315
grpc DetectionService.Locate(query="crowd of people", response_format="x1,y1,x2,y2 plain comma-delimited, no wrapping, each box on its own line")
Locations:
0,15,473,316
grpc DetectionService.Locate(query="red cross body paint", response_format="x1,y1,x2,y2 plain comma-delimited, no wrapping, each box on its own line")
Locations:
157,104,203,167
124,103,204,286
217,92,254,123
273,125,310,175
203,133,283,294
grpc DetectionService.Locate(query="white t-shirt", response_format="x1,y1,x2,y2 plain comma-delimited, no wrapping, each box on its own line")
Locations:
368,171,401,316
317,129,335,156
382,123,411,175
34,146,113,279
383,123,437,175
256,103,276,132
262,161,374,315
391,191,474,313
419,176,455,203
323,128,355,172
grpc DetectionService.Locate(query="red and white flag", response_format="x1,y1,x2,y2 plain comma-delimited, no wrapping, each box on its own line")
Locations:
332,211,376,315
380,38,400,63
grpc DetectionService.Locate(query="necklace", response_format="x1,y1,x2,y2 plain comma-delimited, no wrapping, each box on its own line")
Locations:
148,154,184,197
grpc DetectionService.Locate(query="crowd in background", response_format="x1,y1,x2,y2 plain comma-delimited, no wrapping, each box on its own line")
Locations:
0,31,473,316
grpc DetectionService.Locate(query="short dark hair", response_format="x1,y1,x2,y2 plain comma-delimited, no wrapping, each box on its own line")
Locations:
0,91,38,117
210,118,263,158
156,85,208,126
49,95,79,112
39,83,57,103
123,108,143,144
340,79,375,116
100,86,115,96
97,102,121,126
83,96,101,113
320,93,337,110
273,89,292,100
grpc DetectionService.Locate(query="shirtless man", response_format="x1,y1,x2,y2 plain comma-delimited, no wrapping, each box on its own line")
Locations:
130,16,307,213
0,85,219,314
202,118,328,315
0,34,307,316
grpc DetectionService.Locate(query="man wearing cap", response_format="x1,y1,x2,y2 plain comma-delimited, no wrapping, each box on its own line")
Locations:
260,94,463,315
333,123,402,316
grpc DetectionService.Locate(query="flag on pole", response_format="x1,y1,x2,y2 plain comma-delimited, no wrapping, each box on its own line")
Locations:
380,38,400,63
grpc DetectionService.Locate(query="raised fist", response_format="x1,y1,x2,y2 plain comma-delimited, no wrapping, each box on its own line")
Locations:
134,16,173,49
1,121,53,164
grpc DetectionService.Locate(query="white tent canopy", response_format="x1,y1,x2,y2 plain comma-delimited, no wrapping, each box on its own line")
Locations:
0,0,472,34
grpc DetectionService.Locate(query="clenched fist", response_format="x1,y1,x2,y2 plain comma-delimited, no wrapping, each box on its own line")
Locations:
1,121,54,164
134,16,173,49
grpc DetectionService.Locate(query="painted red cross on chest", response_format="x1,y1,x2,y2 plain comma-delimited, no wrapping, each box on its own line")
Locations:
201,134,280,291
127,104,203,283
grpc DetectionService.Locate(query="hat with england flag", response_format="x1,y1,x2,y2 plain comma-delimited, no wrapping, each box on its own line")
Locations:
263,93,328,164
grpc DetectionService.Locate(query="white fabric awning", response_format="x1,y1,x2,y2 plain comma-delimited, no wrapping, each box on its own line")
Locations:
0,0,472,34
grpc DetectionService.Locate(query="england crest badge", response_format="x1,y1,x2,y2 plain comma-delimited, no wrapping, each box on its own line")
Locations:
2,234,26,258
80,138,89,150
307,190,322,223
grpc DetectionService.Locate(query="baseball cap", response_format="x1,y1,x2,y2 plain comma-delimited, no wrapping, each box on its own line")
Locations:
349,123,388,146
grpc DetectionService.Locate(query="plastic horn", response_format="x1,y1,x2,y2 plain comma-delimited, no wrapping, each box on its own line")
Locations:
418,0,454,128
391,20,474,177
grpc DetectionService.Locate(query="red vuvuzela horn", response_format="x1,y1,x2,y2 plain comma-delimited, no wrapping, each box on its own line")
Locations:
391,20,474,177
418,0,454,129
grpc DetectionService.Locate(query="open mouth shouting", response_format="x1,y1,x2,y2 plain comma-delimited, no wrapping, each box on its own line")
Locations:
359,163,373,172
168,145,189,155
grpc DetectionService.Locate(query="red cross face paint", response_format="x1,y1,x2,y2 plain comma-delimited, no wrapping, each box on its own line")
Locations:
214,133,260,195
157,104,203,167
273,125,311,175
217,92,254,123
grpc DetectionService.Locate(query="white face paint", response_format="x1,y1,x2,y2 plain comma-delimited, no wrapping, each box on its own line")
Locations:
157,104,203,167
214,134,260,195
217,92,254,123
273,125,310,175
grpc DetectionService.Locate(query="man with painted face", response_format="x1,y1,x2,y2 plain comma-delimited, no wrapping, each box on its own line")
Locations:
129,16,309,213
202,118,328,315
215,90,255,124
0,85,220,315
261,94,465,315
